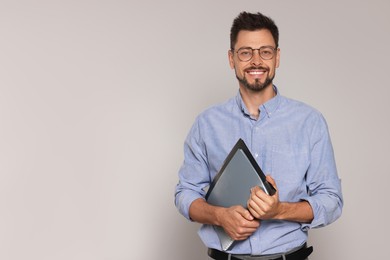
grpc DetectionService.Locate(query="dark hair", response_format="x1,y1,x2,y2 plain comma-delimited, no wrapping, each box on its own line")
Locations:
230,12,279,50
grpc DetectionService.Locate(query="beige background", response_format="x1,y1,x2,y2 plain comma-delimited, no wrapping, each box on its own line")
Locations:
0,0,389,259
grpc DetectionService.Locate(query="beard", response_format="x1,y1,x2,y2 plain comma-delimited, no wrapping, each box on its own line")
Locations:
235,67,275,92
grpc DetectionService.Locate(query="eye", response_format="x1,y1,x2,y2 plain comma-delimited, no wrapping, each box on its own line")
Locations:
261,50,272,55
238,49,252,57
260,47,275,59
237,48,254,61
238,49,252,55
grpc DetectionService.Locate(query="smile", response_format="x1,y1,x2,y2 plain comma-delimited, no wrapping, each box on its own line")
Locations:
245,69,268,79
247,71,265,75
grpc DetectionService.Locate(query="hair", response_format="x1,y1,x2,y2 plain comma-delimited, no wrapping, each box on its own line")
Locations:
230,12,279,50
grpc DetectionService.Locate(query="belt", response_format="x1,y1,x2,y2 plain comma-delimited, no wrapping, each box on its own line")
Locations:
208,243,313,260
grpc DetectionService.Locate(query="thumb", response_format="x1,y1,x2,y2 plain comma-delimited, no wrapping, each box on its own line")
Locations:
266,175,277,189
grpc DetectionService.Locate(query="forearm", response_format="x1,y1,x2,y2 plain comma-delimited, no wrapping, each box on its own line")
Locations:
189,198,225,225
275,200,314,223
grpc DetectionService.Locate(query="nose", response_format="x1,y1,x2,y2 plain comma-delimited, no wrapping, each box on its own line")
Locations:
251,49,263,66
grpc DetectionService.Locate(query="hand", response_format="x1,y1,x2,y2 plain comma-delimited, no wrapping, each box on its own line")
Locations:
247,175,280,220
218,205,260,241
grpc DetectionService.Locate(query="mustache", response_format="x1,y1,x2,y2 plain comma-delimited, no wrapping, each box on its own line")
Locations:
244,66,269,72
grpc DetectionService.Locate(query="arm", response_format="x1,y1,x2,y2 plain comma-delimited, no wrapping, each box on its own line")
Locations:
247,176,313,222
248,114,343,227
190,198,260,241
175,119,260,240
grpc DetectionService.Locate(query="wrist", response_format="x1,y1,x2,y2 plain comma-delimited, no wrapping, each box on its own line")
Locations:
213,206,225,226
274,202,287,220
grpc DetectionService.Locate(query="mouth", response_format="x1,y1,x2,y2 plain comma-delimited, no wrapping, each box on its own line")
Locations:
245,67,268,79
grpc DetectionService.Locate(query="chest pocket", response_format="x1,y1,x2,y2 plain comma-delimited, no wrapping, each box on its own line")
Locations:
270,145,310,201
271,145,310,201
271,144,309,184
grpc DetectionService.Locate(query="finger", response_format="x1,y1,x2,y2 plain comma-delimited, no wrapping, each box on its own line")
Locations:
250,187,273,212
251,186,261,193
251,186,268,199
234,221,260,239
252,186,273,204
249,188,277,215
241,209,254,221
247,203,260,219
242,218,261,229
227,218,260,240
236,207,254,221
247,198,265,219
266,175,277,189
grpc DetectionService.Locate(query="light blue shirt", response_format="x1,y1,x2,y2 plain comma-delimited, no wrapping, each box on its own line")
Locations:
174,88,343,255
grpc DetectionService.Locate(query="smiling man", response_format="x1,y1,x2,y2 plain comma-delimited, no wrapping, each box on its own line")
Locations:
175,12,343,260
229,28,279,119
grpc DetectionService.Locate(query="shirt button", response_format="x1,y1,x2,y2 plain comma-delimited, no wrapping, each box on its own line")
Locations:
254,153,259,158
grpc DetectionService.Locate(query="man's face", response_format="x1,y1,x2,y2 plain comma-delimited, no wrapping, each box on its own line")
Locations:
228,29,280,92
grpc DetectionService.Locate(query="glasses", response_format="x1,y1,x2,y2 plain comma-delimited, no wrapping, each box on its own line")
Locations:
234,46,277,62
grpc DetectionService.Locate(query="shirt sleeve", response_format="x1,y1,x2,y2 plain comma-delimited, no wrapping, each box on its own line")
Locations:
301,113,343,230
174,117,210,220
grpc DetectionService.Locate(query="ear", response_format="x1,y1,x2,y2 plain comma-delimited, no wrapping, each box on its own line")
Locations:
228,49,235,69
275,48,281,68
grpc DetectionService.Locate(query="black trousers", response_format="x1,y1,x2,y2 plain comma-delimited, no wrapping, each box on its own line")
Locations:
208,243,313,260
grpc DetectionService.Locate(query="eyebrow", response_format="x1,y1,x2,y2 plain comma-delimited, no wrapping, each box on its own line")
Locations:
236,45,276,50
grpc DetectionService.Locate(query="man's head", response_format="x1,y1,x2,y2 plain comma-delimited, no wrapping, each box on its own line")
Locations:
228,12,280,93
230,12,279,51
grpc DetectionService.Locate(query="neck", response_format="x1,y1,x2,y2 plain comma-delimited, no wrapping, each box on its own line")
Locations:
239,84,276,116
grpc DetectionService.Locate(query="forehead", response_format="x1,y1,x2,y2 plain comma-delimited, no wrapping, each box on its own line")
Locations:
234,29,276,49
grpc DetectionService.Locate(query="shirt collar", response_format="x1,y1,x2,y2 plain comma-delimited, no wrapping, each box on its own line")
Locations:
235,85,281,119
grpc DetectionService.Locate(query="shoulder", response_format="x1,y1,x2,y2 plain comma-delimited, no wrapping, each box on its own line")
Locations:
279,95,324,119
185,96,237,148
195,96,237,122
277,95,330,137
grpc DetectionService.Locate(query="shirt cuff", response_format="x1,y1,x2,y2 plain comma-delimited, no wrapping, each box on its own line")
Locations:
177,191,204,221
300,197,326,231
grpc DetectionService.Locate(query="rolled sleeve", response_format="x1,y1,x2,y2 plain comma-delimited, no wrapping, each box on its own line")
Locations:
301,178,343,230
174,119,210,220
301,114,343,230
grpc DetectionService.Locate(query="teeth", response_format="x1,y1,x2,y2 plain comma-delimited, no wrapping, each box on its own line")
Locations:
248,71,264,75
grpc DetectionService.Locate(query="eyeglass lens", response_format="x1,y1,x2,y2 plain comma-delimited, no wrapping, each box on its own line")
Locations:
237,46,275,61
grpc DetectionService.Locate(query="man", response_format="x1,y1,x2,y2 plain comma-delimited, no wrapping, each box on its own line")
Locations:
175,11,343,260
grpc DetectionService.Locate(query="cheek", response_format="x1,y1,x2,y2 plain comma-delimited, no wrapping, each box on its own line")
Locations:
267,62,277,74
237,62,250,72
233,63,243,74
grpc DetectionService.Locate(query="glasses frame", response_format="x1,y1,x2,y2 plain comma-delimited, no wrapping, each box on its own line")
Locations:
233,46,277,62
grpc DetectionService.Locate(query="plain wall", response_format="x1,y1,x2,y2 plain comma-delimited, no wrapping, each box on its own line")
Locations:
1,0,389,259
